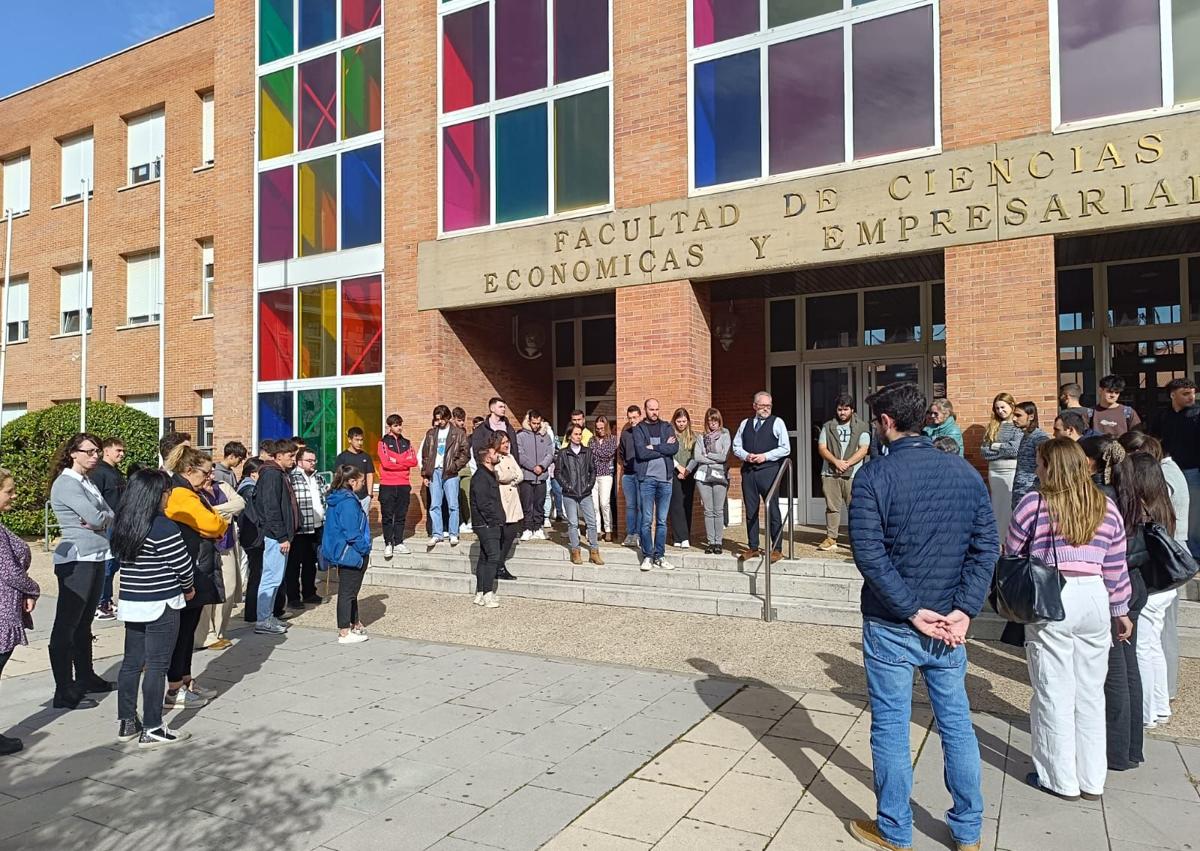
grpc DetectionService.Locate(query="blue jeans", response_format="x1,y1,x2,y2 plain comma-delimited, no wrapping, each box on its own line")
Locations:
429,468,460,539
861,618,983,848
638,479,672,559
549,477,564,519
621,473,640,539
257,538,287,623
1183,467,1200,558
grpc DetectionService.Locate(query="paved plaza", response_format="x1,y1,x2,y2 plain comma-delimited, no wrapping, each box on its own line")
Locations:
1,597,1198,851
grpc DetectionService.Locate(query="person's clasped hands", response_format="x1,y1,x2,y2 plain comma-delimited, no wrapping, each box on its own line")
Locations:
909,609,971,647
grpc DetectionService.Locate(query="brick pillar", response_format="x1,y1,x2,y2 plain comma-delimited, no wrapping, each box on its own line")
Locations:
945,236,1058,464
617,281,711,417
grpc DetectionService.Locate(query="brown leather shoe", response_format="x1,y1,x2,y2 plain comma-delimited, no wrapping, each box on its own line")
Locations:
847,819,909,850
589,549,604,566
769,550,784,564
742,547,763,560
570,548,582,565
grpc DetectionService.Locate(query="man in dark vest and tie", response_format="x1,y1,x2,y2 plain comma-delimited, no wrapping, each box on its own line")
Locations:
733,391,791,563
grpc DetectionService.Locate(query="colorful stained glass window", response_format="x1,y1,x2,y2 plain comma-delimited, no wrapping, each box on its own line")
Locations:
259,392,294,441
693,0,758,47
769,30,843,174
496,0,547,98
852,7,935,159
342,40,382,139
554,88,609,212
298,156,337,256
443,4,489,112
342,0,382,35
299,0,337,51
299,283,337,379
342,145,382,249
299,388,338,471
259,0,293,64
443,119,490,232
1058,0,1161,123
496,104,548,223
259,68,294,160
342,385,382,464
300,55,337,150
694,51,760,187
1177,1,1200,104
342,276,382,375
259,167,293,262
259,290,294,381
767,0,840,28
554,0,609,83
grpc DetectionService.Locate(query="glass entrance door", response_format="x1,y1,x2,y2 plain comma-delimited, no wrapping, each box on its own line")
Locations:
553,316,616,433
801,359,922,525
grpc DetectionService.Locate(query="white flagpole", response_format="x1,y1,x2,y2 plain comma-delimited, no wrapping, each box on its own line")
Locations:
79,178,90,433
157,154,165,438
0,209,11,446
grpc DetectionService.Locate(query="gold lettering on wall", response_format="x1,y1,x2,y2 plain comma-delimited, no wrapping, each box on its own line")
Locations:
966,205,991,231
750,234,771,259
899,214,919,242
950,166,974,193
1146,179,1179,209
817,189,838,213
858,219,886,246
1094,142,1125,171
889,174,912,200
931,209,955,236
1137,133,1164,164
1079,188,1107,217
783,192,805,217
1029,151,1054,179
988,158,1012,186
823,224,844,250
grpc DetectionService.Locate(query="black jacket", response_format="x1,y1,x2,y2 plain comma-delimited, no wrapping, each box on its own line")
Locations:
170,475,223,609
91,461,126,513
236,479,264,551
470,466,505,529
555,444,596,500
471,418,520,466
254,461,298,542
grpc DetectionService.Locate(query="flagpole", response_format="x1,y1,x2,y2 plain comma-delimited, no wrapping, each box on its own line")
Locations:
79,178,90,433
157,154,165,438
0,209,11,446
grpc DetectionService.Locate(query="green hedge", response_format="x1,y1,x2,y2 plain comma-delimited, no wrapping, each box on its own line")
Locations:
0,402,158,537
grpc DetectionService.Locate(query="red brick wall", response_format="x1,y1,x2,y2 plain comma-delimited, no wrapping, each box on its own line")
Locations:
945,236,1058,464
0,19,216,424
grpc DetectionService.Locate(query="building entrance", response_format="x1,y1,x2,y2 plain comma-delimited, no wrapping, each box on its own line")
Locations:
552,314,617,433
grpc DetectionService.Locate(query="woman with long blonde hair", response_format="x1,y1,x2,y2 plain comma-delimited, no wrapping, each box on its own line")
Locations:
1005,438,1133,801
668,408,696,548
980,392,1022,534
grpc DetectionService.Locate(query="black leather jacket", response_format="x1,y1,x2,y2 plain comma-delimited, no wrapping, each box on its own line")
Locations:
554,444,596,500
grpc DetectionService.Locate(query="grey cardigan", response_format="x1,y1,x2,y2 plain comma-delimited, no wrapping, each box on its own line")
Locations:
50,469,115,563
980,421,1022,463
689,429,732,482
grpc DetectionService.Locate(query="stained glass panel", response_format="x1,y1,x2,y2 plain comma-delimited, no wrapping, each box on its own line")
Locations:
299,388,338,471
342,40,382,139
554,88,609,212
342,276,382,375
299,282,337,379
769,30,844,174
342,0,382,35
496,104,548,223
259,290,294,381
342,386,383,467
852,7,935,158
693,0,758,47
258,167,293,263
1057,0,1161,123
496,0,547,98
298,156,337,256
554,0,609,83
299,0,337,50
767,0,840,27
694,51,760,187
259,68,294,160
259,392,294,441
443,119,490,231
300,55,337,150
443,4,490,112
1174,0,1200,104
259,0,293,64
341,145,382,249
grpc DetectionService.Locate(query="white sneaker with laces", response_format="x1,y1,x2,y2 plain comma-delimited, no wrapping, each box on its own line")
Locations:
164,688,208,710
640,558,653,572
534,529,546,540
482,592,500,608
659,558,676,571
473,592,485,606
395,543,411,555
338,632,369,644
676,540,690,549
185,681,218,700
520,529,533,542
460,523,473,533
543,518,552,528
138,726,191,749
383,544,394,559
449,536,460,547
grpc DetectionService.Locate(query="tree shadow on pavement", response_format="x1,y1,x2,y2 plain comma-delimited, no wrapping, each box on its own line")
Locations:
687,657,949,845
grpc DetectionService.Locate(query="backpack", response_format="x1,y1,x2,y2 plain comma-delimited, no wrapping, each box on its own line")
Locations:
235,483,264,549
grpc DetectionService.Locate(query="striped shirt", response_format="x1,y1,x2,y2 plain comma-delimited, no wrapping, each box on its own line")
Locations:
1005,491,1131,616
117,515,195,604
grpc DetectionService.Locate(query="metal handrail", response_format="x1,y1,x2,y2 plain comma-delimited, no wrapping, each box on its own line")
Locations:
43,500,53,552
759,458,795,622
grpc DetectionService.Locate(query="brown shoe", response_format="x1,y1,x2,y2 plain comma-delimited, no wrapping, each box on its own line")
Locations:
742,547,762,560
570,548,582,565
955,842,982,851
847,819,909,850
769,550,784,564
589,549,604,566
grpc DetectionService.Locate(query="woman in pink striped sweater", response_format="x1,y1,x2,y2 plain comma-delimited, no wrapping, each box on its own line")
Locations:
1005,438,1133,802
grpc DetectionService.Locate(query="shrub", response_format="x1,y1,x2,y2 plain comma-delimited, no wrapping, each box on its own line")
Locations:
0,402,158,537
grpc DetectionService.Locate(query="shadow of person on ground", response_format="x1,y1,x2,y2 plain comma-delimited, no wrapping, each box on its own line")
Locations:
688,657,948,845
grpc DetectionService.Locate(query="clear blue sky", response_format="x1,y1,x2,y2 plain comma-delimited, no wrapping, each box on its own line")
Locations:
0,1,215,98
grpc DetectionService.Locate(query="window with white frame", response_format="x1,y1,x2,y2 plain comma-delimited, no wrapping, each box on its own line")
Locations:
5,275,28,343
688,0,938,191
126,110,165,184
1053,0,1200,127
200,91,215,165
2,154,30,215
60,133,93,202
124,394,161,420
59,263,93,334
438,0,613,233
125,251,161,325
200,239,214,315
1,403,26,427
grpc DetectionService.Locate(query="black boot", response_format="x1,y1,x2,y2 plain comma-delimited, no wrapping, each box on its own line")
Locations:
0,735,23,756
77,673,117,693
497,567,517,581
52,686,98,710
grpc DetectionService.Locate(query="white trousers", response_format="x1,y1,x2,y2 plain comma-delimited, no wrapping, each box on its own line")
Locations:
1026,576,1110,797
988,460,1016,539
1138,590,1175,724
194,549,243,647
591,475,614,535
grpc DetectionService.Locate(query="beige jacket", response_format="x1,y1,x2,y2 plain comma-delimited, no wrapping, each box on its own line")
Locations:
496,453,524,523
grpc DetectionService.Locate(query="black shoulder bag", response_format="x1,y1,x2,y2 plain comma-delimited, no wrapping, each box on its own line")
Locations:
990,494,1066,624
1141,521,1199,592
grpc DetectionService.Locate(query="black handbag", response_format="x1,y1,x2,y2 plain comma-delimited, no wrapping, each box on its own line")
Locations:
1141,521,1198,592
990,495,1066,624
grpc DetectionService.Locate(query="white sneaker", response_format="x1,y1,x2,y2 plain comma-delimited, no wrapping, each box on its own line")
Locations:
534,529,546,540
676,540,690,549
658,558,675,571
449,536,460,547
623,535,639,547
383,544,394,559
482,592,500,608
138,726,191,749
640,558,653,572
338,632,369,644
520,529,533,542
473,592,485,606
395,543,411,555
543,518,552,528
460,523,472,533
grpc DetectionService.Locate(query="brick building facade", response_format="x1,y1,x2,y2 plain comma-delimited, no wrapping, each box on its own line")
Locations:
2,1,1199,531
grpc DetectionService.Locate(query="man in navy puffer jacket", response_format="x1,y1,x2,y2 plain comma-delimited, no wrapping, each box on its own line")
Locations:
847,382,997,851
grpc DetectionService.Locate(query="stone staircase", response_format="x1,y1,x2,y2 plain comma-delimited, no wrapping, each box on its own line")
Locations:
360,536,1200,656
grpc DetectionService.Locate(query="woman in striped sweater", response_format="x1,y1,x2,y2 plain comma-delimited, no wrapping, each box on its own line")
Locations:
1006,438,1133,802
112,470,196,748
